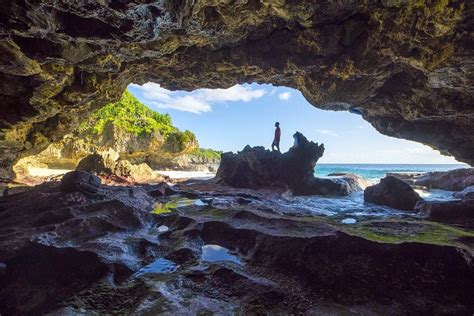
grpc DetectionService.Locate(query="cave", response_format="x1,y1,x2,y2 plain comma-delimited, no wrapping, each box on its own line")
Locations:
1,1,474,314
1,0,473,180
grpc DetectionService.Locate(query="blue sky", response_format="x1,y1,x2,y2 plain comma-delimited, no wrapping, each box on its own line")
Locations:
128,82,462,164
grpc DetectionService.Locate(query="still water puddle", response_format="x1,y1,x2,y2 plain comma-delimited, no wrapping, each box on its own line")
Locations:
201,244,241,264
135,258,177,277
341,218,357,224
157,225,169,232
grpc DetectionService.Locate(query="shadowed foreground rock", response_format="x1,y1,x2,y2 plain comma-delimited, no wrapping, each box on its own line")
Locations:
0,178,473,314
416,199,474,223
215,133,354,196
364,176,423,211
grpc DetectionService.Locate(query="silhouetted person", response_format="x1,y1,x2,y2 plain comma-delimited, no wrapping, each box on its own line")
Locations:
272,122,281,152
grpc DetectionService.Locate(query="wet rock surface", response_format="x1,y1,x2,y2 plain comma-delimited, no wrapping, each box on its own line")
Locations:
0,178,473,314
416,199,474,224
454,185,474,201
413,168,474,191
215,133,354,196
364,176,423,211
1,1,473,179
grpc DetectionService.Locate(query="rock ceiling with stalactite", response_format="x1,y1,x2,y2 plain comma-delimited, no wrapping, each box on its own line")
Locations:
0,0,473,179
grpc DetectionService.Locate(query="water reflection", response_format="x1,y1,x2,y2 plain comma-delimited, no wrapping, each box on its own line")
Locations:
135,258,177,276
201,244,241,264
341,218,357,224
157,225,169,232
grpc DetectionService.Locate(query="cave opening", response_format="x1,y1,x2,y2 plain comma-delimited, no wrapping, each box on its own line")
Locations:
1,0,474,313
11,81,465,186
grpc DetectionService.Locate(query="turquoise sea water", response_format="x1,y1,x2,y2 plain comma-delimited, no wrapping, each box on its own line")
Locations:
314,164,469,180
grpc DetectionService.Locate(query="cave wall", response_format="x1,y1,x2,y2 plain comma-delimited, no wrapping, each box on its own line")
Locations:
1,0,473,179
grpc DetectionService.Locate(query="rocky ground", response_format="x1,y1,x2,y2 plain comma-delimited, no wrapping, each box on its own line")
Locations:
1,138,473,315
0,171,473,315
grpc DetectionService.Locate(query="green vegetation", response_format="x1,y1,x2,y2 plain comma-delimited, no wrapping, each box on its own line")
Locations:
79,90,176,138
188,148,222,160
151,197,195,215
342,218,474,248
164,130,197,153
79,90,211,154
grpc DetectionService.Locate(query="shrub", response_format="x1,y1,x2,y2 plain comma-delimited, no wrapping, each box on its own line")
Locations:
79,90,175,137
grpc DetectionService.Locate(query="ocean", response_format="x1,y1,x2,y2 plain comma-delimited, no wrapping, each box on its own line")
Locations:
171,163,470,220
314,163,469,181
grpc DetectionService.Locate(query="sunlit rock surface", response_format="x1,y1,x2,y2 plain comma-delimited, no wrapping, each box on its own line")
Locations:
1,1,473,178
76,150,167,184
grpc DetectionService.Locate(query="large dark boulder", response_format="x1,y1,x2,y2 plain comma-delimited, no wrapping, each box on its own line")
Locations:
415,200,474,223
364,176,422,211
60,171,101,194
214,132,351,196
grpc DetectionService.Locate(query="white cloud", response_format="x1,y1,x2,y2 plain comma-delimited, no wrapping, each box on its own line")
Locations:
129,82,266,114
129,83,172,102
149,96,211,114
316,129,339,137
278,92,291,100
199,85,266,102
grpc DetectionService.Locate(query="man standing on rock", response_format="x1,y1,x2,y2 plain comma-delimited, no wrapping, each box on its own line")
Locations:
272,122,281,152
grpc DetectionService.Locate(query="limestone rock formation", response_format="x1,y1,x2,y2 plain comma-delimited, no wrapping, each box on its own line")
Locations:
0,1,473,179
1,180,473,314
364,176,423,211
76,150,165,184
0,180,157,314
215,133,352,196
416,199,474,223
412,168,474,191
327,173,372,191
454,185,474,201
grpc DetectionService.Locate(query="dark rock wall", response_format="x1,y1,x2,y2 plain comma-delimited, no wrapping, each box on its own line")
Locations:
1,1,473,179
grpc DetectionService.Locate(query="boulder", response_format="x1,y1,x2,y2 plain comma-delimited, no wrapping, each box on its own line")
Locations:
76,151,161,184
147,182,177,197
364,176,422,211
413,168,474,191
327,173,371,191
114,159,155,182
214,132,350,196
60,171,101,194
415,200,474,222
453,186,474,201
76,150,118,176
